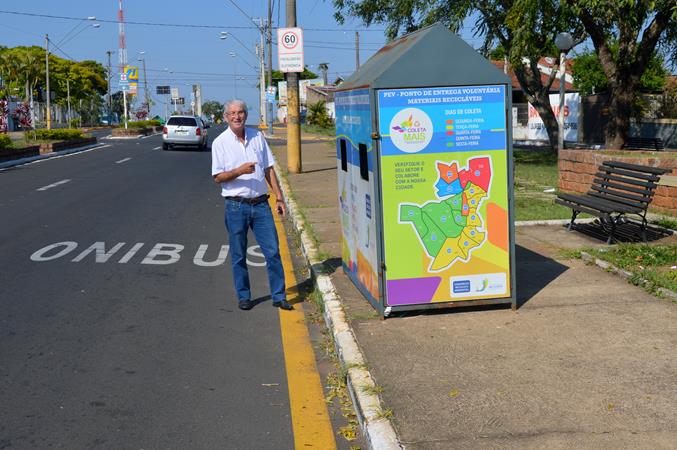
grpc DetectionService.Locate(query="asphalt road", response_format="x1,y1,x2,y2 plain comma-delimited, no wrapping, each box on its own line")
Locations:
0,128,304,449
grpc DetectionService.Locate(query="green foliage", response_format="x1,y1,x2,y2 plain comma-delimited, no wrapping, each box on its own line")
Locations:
0,134,12,149
567,0,677,146
306,101,334,128
652,216,677,231
124,120,160,129
302,123,337,137
332,0,583,151
202,100,224,120
33,129,85,140
512,149,571,220
572,46,668,96
0,46,107,104
269,67,320,91
586,244,677,294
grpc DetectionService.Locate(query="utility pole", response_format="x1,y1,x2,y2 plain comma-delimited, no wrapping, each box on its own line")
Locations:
106,50,113,125
45,34,51,130
355,31,360,70
258,18,266,128
66,79,71,126
141,56,149,116
267,0,274,135
286,0,301,173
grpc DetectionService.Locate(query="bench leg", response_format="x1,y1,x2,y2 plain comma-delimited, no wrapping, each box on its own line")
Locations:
606,224,616,244
568,211,580,231
640,214,649,243
602,214,616,245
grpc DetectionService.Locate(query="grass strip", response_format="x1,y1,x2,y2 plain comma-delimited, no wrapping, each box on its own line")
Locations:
584,244,677,296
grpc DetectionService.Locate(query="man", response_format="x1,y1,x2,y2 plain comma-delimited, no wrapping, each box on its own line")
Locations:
211,99,292,311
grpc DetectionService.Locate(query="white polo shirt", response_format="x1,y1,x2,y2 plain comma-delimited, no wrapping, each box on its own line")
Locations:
211,126,276,198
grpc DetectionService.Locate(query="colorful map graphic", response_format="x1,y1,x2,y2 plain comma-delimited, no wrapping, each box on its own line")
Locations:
399,157,491,271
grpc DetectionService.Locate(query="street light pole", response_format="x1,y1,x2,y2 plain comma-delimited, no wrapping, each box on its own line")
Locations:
229,52,237,96
555,32,574,153
106,50,113,125
138,51,150,117
45,34,51,130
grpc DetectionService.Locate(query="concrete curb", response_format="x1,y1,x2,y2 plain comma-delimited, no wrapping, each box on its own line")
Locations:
0,143,109,170
515,218,597,227
580,251,677,301
515,214,674,228
275,162,403,450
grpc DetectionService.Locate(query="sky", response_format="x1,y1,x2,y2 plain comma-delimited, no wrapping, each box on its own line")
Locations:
0,1,482,120
3,2,672,122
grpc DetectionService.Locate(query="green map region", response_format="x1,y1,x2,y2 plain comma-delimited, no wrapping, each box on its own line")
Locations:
399,157,491,271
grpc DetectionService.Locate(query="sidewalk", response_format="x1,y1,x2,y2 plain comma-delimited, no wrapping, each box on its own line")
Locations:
269,132,677,450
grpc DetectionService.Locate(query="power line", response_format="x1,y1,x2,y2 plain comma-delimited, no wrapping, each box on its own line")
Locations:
224,0,260,28
0,9,388,32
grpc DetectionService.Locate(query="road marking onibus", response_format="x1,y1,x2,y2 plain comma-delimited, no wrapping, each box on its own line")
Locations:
30,241,266,267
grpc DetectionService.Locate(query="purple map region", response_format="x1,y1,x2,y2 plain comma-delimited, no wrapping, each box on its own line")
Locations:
386,277,442,305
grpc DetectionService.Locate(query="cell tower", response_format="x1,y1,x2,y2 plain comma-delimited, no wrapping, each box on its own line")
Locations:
117,0,127,74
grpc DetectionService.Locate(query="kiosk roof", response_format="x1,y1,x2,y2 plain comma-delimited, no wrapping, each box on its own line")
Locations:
338,23,510,91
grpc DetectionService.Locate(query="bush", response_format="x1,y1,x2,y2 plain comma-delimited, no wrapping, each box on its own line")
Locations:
34,129,85,140
306,101,334,129
123,119,161,129
0,134,12,149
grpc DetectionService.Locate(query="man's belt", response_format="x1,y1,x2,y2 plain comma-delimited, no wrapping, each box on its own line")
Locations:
225,194,270,205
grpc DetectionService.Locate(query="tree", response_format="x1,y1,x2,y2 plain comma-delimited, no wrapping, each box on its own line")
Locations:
110,91,125,120
202,100,224,120
572,47,667,96
267,67,320,92
333,0,584,151
568,0,677,148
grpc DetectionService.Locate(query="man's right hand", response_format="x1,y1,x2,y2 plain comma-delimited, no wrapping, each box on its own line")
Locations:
237,162,257,175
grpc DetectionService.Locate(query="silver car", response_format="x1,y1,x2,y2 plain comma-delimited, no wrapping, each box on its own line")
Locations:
162,115,209,150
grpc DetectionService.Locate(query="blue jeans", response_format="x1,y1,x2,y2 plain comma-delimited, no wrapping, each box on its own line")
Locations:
224,199,286,302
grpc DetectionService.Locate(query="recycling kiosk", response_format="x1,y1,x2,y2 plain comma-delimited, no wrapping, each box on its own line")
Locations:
335,24,516,317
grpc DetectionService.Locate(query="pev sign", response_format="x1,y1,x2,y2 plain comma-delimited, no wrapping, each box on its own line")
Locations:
30,241,267,267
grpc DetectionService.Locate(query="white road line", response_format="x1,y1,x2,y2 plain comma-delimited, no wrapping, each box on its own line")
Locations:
37,179,71,191
0,144,112,172
115,157,132,164
153,146,162,150
141,133,161,139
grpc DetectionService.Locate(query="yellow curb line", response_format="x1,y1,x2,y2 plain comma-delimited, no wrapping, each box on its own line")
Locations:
270,196,337,450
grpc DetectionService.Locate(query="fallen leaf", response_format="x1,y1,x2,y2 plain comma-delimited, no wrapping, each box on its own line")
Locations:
449,389,460,398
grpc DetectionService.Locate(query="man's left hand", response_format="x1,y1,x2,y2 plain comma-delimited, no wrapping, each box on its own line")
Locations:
276,200,287,217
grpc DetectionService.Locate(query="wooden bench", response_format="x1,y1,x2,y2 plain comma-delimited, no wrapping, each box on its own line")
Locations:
555,161,671,243
623,137,665,151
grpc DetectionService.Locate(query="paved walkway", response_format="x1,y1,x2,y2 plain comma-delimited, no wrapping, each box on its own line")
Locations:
269,132,677,450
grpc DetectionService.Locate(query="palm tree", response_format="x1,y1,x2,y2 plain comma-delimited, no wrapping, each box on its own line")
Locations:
15,48,44,127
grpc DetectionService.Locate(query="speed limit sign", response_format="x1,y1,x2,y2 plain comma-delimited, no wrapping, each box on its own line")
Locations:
277,27,304,73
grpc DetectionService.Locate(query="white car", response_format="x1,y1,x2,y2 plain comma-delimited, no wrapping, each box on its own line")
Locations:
162,115,209,150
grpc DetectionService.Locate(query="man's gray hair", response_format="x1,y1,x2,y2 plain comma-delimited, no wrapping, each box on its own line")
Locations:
224,99,248,114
